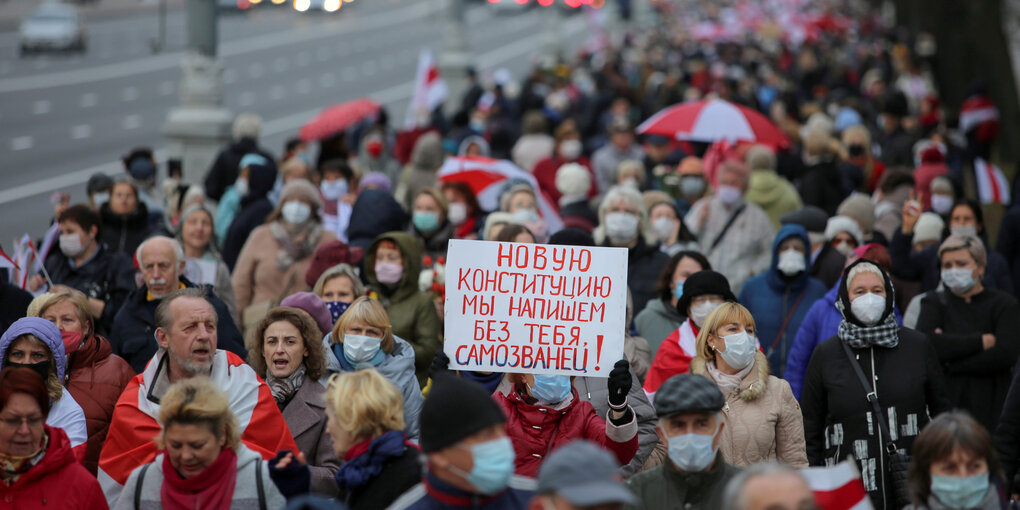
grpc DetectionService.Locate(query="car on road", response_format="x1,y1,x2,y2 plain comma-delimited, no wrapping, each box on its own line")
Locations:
292,0,344,13
19,3,87,55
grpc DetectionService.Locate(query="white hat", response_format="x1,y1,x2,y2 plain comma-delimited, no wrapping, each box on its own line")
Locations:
825,215,863,245
913,212,945,245
555,163,591,198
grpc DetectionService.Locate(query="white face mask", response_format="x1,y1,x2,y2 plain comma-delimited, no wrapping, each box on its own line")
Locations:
343,334,382,363
622,177,640,189
558,139,582,161
931,194,953,215
235,178,249,197
776,248,806,276
717,331,755,370
850,292,886,326
448,202,468,226
320,179,348,200
651,217,676,242
942,267,977,294
950,225,978,238
690,300,722,327
59,233,87,257
91,192,110,207
281,200,312,225
833,240,854,256
715,185,742,206
512,209,540,224
605,212,640,244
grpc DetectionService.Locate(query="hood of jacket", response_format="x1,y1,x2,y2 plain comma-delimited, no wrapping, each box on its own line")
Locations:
99,200,150,230
836,257,896,327
65,333,115,377
365,231,422,301
765,224,813,292
241,160,278,206
747,170,791,206
346,190,408,250
7,426,77,489
502,383,580,422
410,132,444,171
690,351,769,402
0,317,67,381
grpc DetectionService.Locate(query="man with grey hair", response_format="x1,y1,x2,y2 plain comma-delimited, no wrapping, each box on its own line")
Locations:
98,287,297,504
110,235,246,372
204,112,274,201
721,463,817,510
685,160,775,293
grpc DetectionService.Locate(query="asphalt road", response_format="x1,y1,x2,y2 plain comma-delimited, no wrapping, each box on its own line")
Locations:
0,0,585,248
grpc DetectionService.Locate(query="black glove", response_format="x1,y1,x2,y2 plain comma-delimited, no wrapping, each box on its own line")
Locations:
267,450,310,500
429,350,452,380
607,359,631,409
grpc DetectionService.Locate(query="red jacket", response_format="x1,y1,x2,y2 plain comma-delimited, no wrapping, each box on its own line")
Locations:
65,334,135,475
494,387,638,478
0,426,107,509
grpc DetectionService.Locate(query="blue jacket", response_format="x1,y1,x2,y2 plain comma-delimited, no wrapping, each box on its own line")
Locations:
738,224,827,378
785,282,904,400
386,471,535,510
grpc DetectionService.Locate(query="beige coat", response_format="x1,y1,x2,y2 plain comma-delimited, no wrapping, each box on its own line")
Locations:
232,224,337,324
691,352,808,467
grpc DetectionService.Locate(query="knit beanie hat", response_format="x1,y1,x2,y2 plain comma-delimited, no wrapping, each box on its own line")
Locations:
836,193,876,233
555,163,591,198
420,374,506,453
676,270,736,315
280,179,323,209
305,240,365,288
913,212,945,245
745,145,776,172
0,317,66,381
825,215,864,245
279,292,333,335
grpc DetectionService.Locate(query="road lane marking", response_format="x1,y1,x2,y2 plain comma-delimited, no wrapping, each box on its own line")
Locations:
272,57,288,73
316,47,330,62
80,93,97,108
318,72,335,88
295,78,311,95
122,86,139,101
33,100,50,115
296,52,310,67
10,136,32,151
270,85,285,100
71,124,92,139
159,81,175,96
122,114,142,130
238,91,255,106
249,62,264,78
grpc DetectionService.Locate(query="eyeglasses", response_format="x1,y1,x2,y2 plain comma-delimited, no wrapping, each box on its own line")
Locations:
0,415,45,429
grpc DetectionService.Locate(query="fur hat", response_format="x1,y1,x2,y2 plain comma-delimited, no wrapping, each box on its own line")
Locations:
555,163,591,198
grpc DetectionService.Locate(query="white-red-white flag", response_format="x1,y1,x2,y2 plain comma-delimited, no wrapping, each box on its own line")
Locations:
404,49,448,129
800,460,874,510
13,234,33,289
974,158,1011,205
0,248,19,281
34,223,59,275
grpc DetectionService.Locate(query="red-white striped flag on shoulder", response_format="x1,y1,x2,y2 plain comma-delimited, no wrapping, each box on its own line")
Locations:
974,157,1011,205
800,460,874,510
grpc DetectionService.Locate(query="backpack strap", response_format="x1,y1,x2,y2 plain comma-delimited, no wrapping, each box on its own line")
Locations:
256,459,267,510
709,204,747,252
134,463,152,509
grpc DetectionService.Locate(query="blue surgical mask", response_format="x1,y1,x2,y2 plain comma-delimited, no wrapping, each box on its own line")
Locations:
529,374,572,404
413,211,441,233
673,280,684,300
325,301,350,323
666,420,719,472
451,437,515,495
930,472,989,509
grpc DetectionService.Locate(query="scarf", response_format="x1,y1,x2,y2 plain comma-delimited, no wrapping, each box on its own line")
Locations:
706,360,754,396
265,365,306,406
161,447,238,510
461,371,504,394
0,433,47,486
335,430,411,493
838,314,900,349
269,220,322,270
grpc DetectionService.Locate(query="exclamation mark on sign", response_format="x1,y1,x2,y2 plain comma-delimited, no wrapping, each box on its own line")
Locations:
595,334,604,371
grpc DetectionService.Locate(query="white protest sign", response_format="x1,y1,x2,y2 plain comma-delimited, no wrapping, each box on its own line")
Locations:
444,239,628,377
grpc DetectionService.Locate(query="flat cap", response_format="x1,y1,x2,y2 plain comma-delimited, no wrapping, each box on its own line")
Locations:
781,206,828,234
654,373,725,418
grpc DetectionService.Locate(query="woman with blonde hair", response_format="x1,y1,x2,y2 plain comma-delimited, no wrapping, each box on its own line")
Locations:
246,306,340,496
324,297,423,439
313,263,366,323
27,286,134,474
116,377,286,509
690,302,807,467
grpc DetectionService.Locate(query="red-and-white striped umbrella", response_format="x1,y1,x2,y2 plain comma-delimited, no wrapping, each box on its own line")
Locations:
637,99,790,148
299,98,380,142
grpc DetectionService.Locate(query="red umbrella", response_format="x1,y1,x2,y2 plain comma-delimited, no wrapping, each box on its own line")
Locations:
637,99,790,148
299,98,381,142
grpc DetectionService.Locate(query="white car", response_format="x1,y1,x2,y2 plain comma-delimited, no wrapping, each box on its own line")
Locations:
19,3,86,55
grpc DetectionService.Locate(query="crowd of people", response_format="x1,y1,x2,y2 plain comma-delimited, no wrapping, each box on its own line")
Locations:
3,0,1020,508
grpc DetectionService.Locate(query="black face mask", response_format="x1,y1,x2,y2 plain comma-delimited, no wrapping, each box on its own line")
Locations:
6,361,50,381
847,144,866,158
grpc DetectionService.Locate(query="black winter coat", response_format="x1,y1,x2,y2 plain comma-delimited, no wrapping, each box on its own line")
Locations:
99,202,152,256
797,160,847,217
802,327,950,510
996,207,1020,295
915,288,1020,432
203,138,274,202
811,243,846,290
603,236,669,316
342,447,422,510
109,277,247,372
994,358,1020,493
0,280,32,333
44,245,136,335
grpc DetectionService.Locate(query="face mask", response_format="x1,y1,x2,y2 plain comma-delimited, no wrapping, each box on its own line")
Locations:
833,241,854,256
931,194,953,215
413,211,441,233
512,209,540,224
690,300,722,327
281,201,311,225
680,175,706,197
235,178,249,196
716,185,742,206
343,334,382,364
930,472,989,509
448,202,468,226
375,262,404,285
673,280,684,300
622,178,640,189
776,248,806,276
59,233,87,257
850,292,886,326
652,217,676,242
667,421,719,472
847,144,866,158
91,192,110,207
717,331,755,370
320,179,348,200
605,212,640,244
6,360,49,381
451,437,515,495
529,374,572,404
325,301,350,323
942,267,976,294
558,139,583,161
470,119,486,133
951,225,978,238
